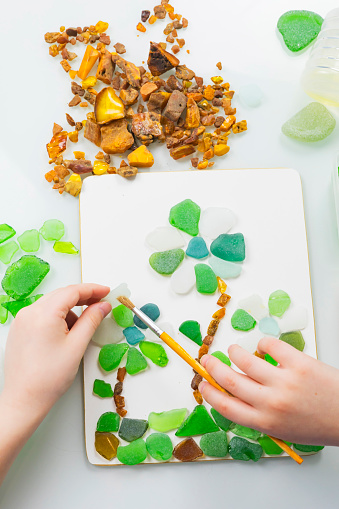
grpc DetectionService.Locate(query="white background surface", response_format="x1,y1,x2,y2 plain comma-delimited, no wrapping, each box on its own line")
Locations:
1,0,339,507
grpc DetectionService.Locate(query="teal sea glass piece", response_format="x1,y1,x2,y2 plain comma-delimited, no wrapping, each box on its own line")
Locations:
208,255,242,279
169,199,201,236
0,224,16,244
148,409,188,432
96,412,120,432
293,443,324,453
139,341,169,367
258,435,283,455
179,320,202,346
17,230,40,253
211,351,231,366
1,255,50,300
282,103,335,142
194,263,218,294
53,241,79,254
280,330,305,351
119,418,149,442
98,343,129,372
125,347,148,375
2,295,42,318
259,317,280,336
200,430,228,457
268,290,291,317
123,326,145,345
93,379,114,398
149,249,185,275
117,438,147,465
230,423,261,440
0,241,19,264
134,303,160,329
210,233,245,262
186,237,209,259
231,309,256,331
277,10,323,52
146,433,173,461
0,295,10,324
175,405,219,437
40,219,65,241
112,305,134,328
229,437,263,462
210,408,232,432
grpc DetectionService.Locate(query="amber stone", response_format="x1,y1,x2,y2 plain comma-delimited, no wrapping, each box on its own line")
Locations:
95,431,119,460
173,437,204,462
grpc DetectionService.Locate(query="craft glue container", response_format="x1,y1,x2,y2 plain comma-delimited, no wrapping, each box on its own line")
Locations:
301,8,339,106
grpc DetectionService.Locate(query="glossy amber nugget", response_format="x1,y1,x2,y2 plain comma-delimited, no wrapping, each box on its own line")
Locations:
193,390,203,404
198,344,209,359
207,319,220,336
212,308,226,320
217,293,231,307
46,132,67,159
95,432,119,460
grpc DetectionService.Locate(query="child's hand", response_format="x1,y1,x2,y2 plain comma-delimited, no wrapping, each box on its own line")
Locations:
200,337,339,446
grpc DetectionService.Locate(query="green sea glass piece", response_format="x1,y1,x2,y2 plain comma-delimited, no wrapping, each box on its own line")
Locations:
96,412,120,432
117,438,147,465
230,423,261,440
293,443,324,453
53,241,79,255
210,408,232,431
179,320,202,346
0,224,16,244
268,290,291,317
93,379,114,398
0,241,19,264
139,341,169,367
282,103,335,142
0,295,10,324
211,351,231,366
1,255,50,300
265,353,278,366
40,219,65,241
258,435,283,455
231,309,256,331
17,230,40,253
169,199,201,236
125,347,148,375
194,263,218,294
119,418,149,442
112,305,134,327
149,249,185,275
280,330,305,351
98,343,129,372
148,408,188,432
175,405,219,437
2,295,42,318
228,437,263,462
200,430,228,457
146,433,173,461
277,10,323,52
210,233,245,262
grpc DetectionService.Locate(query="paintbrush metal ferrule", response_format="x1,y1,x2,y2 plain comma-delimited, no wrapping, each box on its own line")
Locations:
132,307,163,337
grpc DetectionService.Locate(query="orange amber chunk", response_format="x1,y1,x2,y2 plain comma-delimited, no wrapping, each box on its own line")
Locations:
193,390,203,404
212,308,226,320
77,45,100,80
137,22,146,32
217,277,227,294
203,85,215,101
127,145,154,167
217,293,231,307
148,15,157,24
254,351,265,360
74,151,85,159
46,132,67,159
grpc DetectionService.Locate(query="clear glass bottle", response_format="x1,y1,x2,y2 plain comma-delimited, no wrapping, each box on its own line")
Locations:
301,8,339,106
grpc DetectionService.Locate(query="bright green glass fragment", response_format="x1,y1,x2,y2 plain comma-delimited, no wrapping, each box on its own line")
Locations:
149,249,185,275
117,438,147,465
98,343,129,372
2,295,42,318
0,224,16,244
0,295,10,324
228,436,263,462
146,433,173,461
258,435,283,455
179,320,202,346
148,408,188,432
280,330,305,351
0,241,19,264
1,255,50,300
17,230,40,253
112,305,134,328
125,347,148,375
230,423,261,440
139,341,169,367
96,412,120,432
169,199,201,236
194,263,218,294
53,241,79,255
277,10,323,52
268,290,291,317
211,351,231,366
293,443,324,453
40,219,65,241
265,353,278,366
210,408,232,431
93,379,114,398
210,233,245,262
175,405,219,437
119,418,149,442
282,103,335,142
231,309,256,331
200,430,228,457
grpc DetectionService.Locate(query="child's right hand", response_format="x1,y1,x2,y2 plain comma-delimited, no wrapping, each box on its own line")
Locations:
200,337,339,446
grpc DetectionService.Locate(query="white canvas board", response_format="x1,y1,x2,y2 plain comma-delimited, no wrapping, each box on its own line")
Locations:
80,168,316,465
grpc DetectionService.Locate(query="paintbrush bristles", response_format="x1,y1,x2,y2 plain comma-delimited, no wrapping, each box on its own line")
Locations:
117,296,135,310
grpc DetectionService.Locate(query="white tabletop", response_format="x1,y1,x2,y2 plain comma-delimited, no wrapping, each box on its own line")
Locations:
1,0,339,507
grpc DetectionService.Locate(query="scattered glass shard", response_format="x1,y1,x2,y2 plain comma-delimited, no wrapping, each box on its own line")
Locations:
279,307,307,333
200,430,228,457
195,263,218,294
123,326,145,345
17,230,40,253
0,224,16,244
146,433,173,461
117,438,147,465
279,330,305,351
228,436,263,462
133,303,160,329
125,347,148,375
149,248,185,275
97,412,120,432
169,199,201,236
282,102,335,142
170,262,196,294
2,255,50,300
91,315,124,346
259,317,280,337
186,237,209,259
173,437,204,462
0,241,19,264
293,443,324,453
237,330,261,353
210,408,232,432
118,418,149,442
265,353,278,366
93,379,114,398
179,320,202,346
268,290,291,317
148,408,188,432
53,241,79,255
175,405,219,437
199,207,236,239
238,84,263,107
2,294,42,318
208,255,242,279
39,219,65,241
98,343,129,372
277,10,323,52
95,431,119,460
211,351,231,366
112,305,134,328
258,435,283,455
102,283,131,309
0,295,10,324
146,227,185,251
210,233,245,262
139,341,169,366
230,423,262,440
238,294,268,321
231,309,256,331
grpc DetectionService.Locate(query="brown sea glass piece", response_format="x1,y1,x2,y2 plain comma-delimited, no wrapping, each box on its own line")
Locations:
173,437,204,462
95,431,119,460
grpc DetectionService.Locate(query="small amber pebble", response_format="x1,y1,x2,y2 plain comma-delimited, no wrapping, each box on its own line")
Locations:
254,351,265,360
198,344,209,359
203,148,214,160
81,76,97,89
95,431,119,460
95,87,125,124
173,437,204,462
212,308,226,320
211,76,223,84
74,151,85,159
137,22,147,32
220,115,236,132
46,132,67,159
217,277,227,294
69,70,77,79
80,102,88,107
232,120,247,134
193,390,203,404
203,85,215,101
93,161,109,175
170,144,195,160
95,21,109,34
77,45,100,80
127,145,154,167
207,319,220,336
214,144,230,156
217,293,231,307
197,160,208,170
68,131,78,142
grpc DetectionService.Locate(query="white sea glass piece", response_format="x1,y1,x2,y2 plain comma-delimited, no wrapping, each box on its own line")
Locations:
237,330,262,354
279,307,308,333
259,317,280,337
209,255,242,279
0,346,4,394
103,283,131,309
91,315,124,346
238,84,263,107
146,227,185,251
170,262,196,294
238,294,268,321
199,207,237,239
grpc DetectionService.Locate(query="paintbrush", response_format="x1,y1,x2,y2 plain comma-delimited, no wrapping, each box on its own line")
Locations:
117,296,303,465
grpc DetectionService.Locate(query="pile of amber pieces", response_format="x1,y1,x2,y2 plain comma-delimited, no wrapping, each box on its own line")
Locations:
114,367,127,417
191,277,231,404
